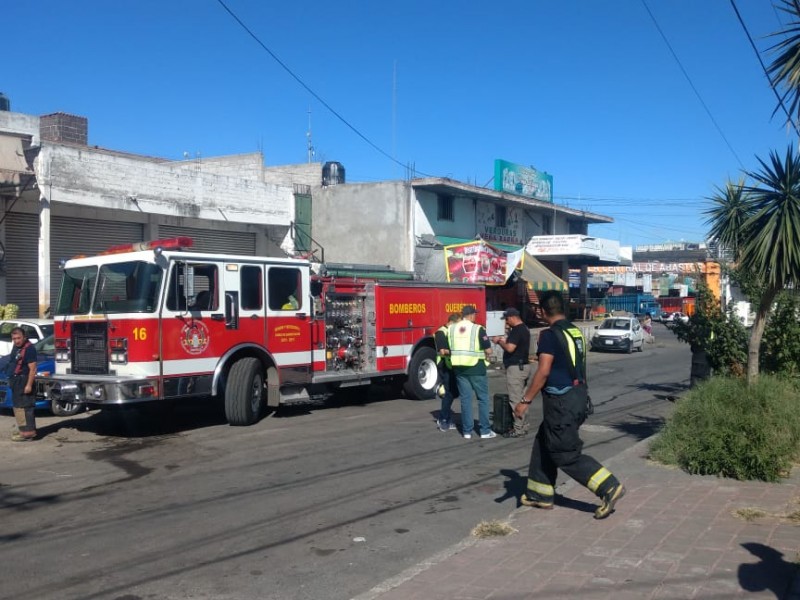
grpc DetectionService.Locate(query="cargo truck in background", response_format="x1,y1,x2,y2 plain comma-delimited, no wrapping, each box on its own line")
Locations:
47,238,485,425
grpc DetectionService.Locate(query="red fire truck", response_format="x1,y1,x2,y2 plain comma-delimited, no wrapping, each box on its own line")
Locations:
47,238,485,425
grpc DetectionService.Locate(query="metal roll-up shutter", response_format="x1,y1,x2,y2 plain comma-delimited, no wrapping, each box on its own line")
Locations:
51,217,144,305
5,212,39,317
159,225,256,255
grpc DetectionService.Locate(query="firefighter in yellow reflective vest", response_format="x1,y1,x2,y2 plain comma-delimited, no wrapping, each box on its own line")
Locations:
515,291,625,519
449,305,494,439
435,314,460,432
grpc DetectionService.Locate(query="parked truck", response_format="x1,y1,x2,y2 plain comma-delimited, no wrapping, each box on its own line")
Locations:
600,293,661,317
47,237,485,425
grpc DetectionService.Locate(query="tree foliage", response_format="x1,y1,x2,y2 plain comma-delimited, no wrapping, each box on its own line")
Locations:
671,284,747,377
705,148,800,384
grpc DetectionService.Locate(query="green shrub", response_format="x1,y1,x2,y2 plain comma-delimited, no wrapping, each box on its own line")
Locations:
761,292,800,378
650,375,800,482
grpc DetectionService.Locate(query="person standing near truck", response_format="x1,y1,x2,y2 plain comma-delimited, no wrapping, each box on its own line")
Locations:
449,305,494,439
492,307,531,438
3,327,38,441
435,313,460,432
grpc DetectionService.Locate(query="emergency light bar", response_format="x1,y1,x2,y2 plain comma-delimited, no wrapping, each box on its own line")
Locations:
99,237,194,256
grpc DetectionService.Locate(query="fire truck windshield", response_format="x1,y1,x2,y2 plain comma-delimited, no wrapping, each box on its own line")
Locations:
56,261,163,315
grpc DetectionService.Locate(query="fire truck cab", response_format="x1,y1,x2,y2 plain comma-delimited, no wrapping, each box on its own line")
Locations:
48,238,485,426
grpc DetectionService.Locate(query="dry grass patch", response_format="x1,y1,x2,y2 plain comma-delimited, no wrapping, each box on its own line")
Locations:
784,509,800,524
471,520,517,538
733,507,768,522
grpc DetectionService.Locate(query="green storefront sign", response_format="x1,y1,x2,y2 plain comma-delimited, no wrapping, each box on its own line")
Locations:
494,159,553,203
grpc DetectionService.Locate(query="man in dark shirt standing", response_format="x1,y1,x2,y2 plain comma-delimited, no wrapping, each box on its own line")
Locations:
515,291,625,519
492,307,531,437
4,327,39,441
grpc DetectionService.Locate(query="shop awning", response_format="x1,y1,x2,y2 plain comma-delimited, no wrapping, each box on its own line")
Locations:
521,252,567,292
436,236,522,253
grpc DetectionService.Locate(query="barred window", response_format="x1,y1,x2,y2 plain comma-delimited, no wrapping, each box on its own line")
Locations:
437,194,454,221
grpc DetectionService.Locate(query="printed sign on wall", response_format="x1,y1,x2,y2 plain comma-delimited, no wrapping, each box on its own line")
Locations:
475,201,524,245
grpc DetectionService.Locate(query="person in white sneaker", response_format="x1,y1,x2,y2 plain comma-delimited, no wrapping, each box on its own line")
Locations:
449,305,493,439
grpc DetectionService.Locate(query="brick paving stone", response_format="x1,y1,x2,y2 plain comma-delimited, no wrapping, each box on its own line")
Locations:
354,437,800,600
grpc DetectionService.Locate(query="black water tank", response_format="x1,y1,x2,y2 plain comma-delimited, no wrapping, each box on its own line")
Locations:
322,161,345,186
0,93,10,112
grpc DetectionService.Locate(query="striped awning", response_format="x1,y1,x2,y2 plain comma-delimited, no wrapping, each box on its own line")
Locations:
520,252,567,292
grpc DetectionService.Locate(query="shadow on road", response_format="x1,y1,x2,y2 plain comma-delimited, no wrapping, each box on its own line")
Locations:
34,382,409,437
606,414,666,441
494,469,598,514
737,542,798,599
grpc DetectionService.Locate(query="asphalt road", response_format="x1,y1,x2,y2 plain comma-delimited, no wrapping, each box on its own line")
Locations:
0,323,688,600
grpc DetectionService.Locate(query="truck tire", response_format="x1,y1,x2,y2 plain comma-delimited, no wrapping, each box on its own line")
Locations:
51,398,84,417
404,346,438,400
225,357,265,426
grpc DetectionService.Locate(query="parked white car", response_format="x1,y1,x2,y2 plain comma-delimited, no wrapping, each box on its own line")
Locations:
590,316,645,353
0,319,54,356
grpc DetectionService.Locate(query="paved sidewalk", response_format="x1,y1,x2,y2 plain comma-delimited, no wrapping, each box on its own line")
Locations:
355,437,800,600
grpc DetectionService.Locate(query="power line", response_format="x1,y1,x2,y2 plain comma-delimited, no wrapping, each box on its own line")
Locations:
214,0,435,177
640,0,745,169
729,0,800,138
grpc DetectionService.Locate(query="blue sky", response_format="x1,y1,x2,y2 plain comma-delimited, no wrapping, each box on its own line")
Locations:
4,1,795,248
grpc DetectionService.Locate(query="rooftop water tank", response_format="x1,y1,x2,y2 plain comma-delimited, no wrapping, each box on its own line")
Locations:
0,93,10,112
322,161,345,186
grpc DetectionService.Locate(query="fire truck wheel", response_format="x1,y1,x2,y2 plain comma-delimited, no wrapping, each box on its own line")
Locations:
404,346,438,400
51,398,85,417
225,357,265,426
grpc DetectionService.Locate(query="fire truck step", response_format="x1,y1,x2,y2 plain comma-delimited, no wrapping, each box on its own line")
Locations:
280,387,312,405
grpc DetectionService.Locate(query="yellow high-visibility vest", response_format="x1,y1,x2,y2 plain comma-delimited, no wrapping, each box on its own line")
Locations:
435,325,452,368
448,320,485,367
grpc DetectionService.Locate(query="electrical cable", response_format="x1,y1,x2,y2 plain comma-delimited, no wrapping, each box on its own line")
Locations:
640,0,745,169
730,0,800,137
215,0,435,177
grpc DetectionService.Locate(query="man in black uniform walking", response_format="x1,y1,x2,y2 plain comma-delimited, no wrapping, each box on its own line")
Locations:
515,291,625,519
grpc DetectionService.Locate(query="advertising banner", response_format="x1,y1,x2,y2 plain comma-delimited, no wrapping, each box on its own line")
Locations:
494,159,553,203
444,240,522,285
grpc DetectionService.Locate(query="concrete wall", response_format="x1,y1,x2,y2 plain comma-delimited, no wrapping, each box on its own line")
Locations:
414,189,476,239
171,152,265,181
0,111,39,142
311,181,412,269
263,162,321,188
34,143,292,227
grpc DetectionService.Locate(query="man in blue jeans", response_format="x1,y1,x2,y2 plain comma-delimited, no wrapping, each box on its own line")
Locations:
449,305,494,440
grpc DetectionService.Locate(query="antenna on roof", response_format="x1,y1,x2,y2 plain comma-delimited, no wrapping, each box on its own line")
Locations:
306,107,315,164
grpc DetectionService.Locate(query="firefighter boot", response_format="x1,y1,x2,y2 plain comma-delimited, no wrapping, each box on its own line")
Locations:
12,408,37,442
11,407,25,434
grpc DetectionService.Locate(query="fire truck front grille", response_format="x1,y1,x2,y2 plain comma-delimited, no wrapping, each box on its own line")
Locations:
72,322,109,375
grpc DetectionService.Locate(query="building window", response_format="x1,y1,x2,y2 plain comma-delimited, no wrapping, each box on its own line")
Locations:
268,267,301,311
438,194,454,221
240,265,263,310
542,215,552,234
495,205,507,229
